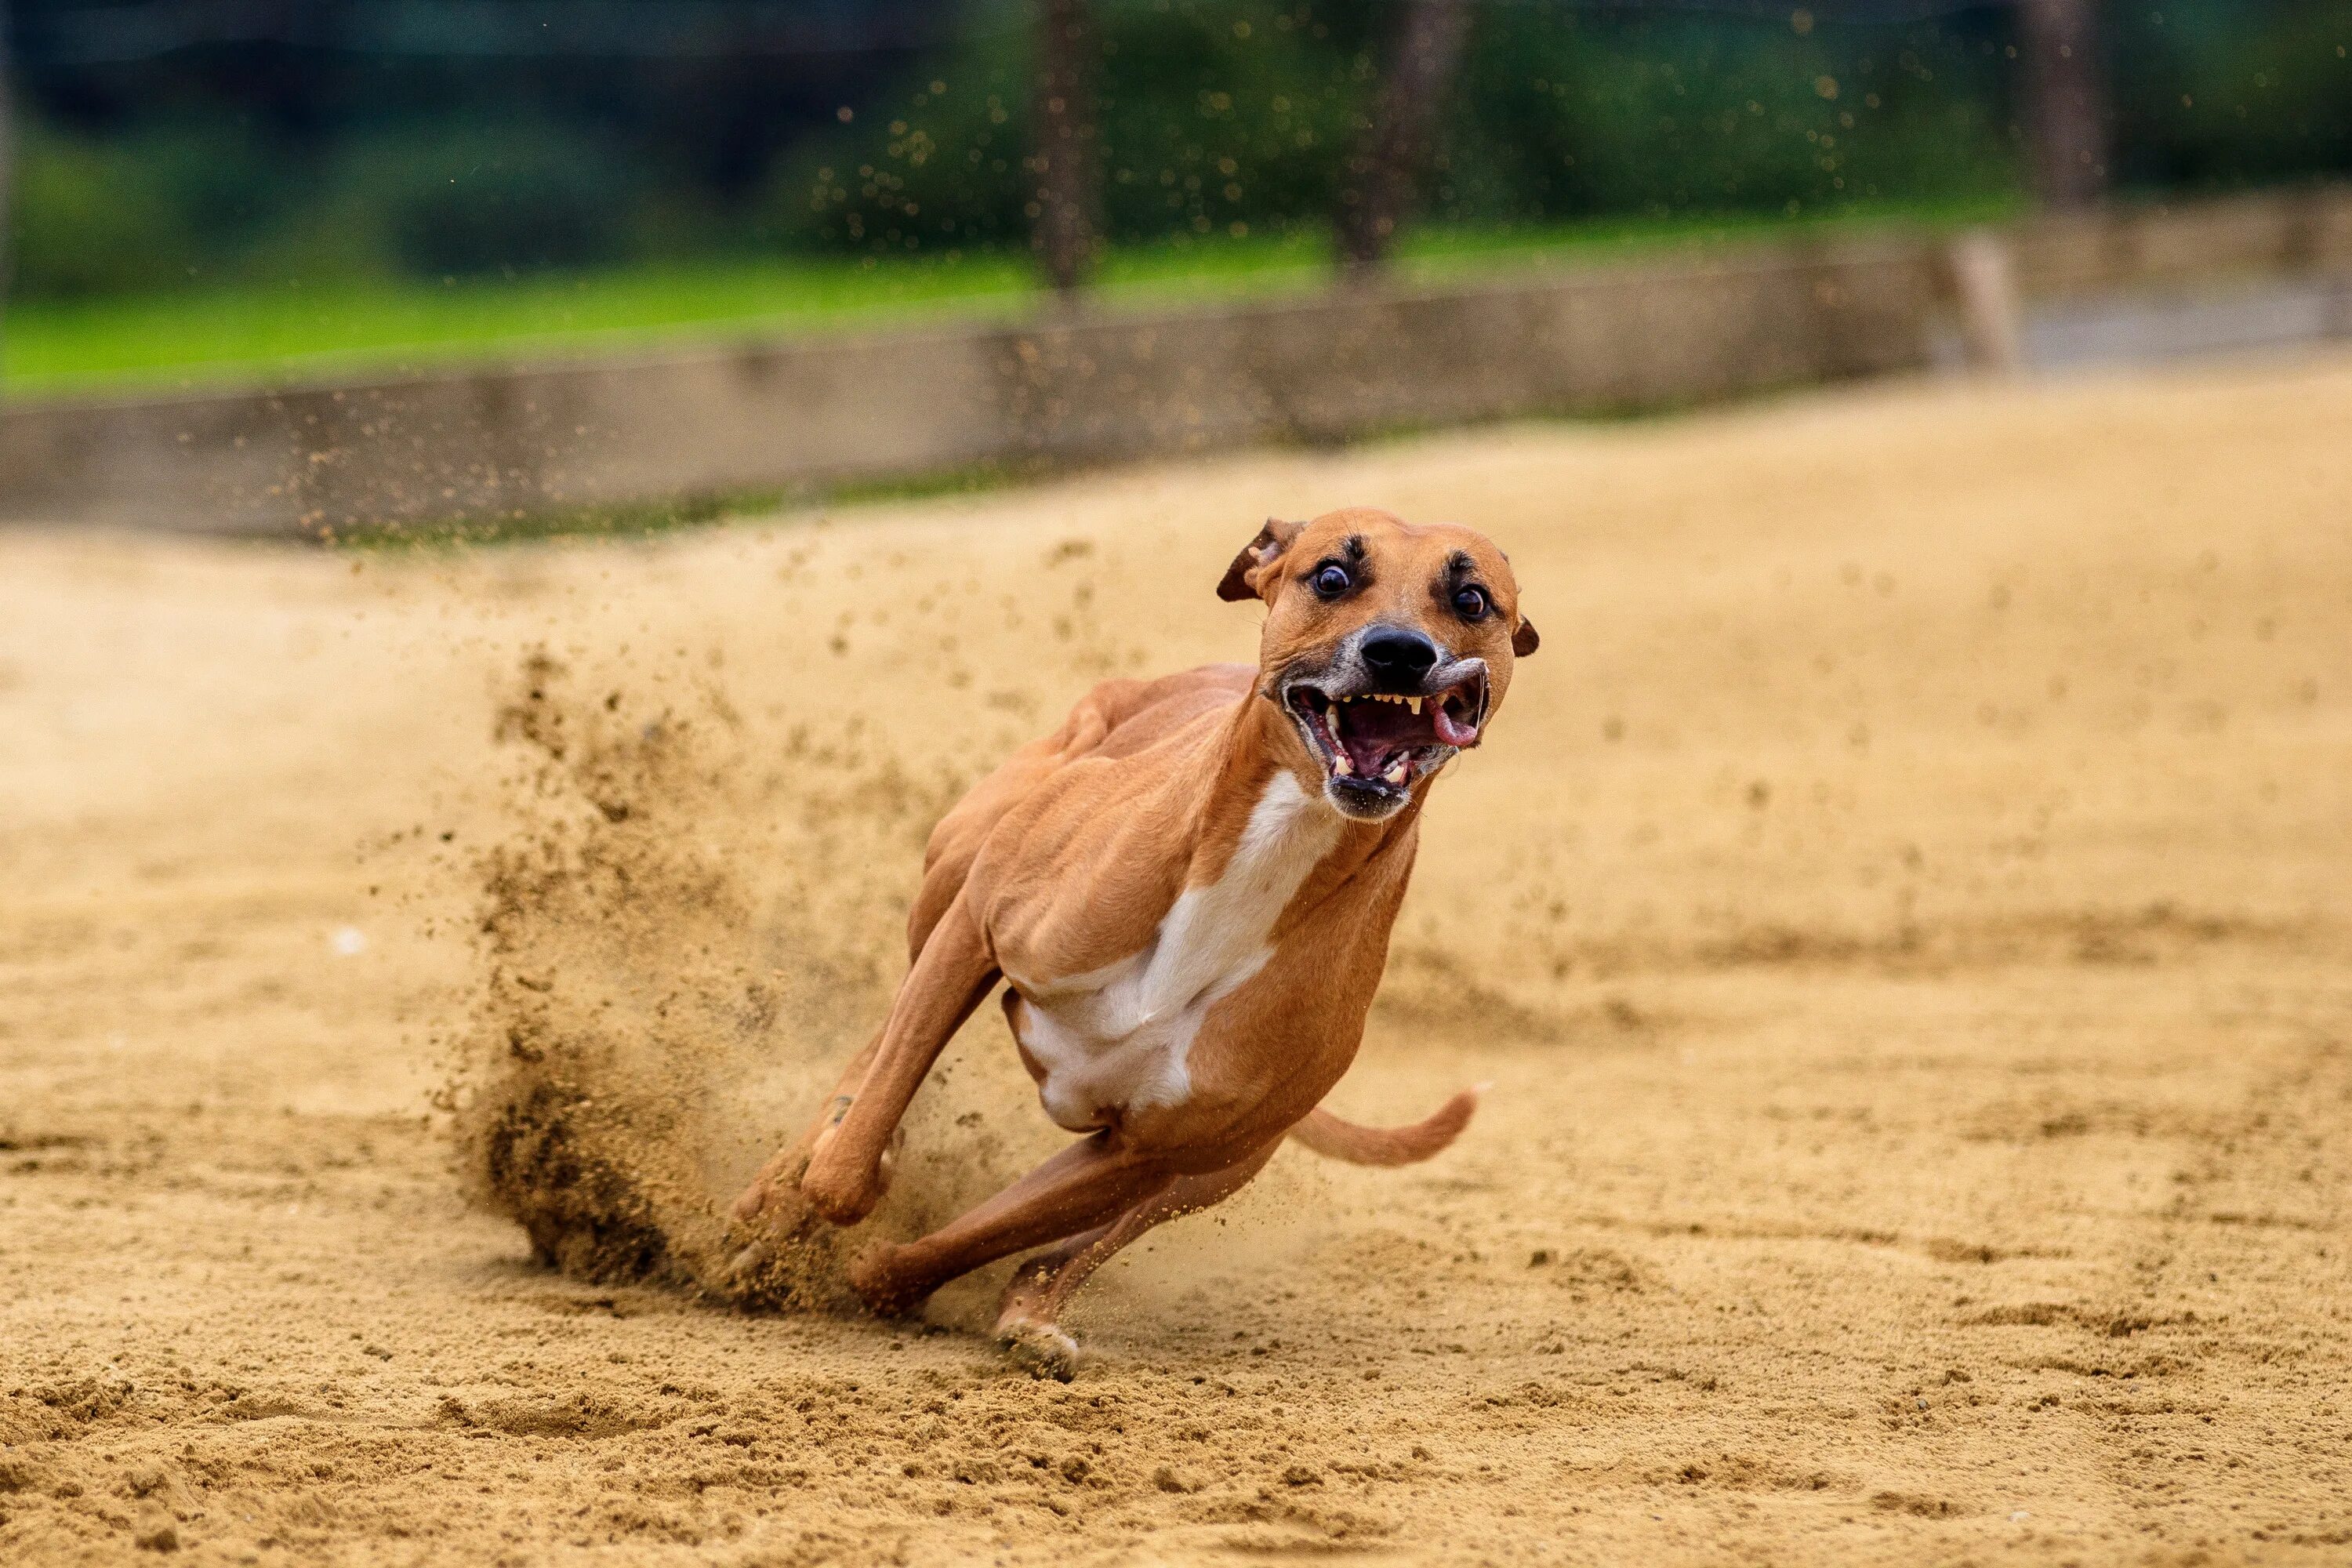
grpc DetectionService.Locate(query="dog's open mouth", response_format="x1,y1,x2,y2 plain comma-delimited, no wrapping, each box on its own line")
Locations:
1284,673,1485,797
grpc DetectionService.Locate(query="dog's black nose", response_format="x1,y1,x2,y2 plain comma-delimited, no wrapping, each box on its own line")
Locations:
1360,626,1439,689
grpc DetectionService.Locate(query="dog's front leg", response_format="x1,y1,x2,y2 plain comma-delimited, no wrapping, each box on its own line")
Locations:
797,895,997,1226
728,1024,884,1238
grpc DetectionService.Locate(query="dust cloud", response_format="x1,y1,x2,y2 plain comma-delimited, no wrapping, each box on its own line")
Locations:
452,648,1044,1316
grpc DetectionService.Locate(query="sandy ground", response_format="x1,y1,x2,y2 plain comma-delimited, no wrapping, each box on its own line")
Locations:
3,355,2350,1566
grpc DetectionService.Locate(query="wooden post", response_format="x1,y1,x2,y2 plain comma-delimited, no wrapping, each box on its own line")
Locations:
1335,0,1473,282
2017,0,2108,211
1947,230,2024,374
1032,0,1099,299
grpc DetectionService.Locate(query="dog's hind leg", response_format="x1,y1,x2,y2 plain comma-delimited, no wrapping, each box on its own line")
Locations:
795,895,999,1226
990,1138,1282,1379
844,1131,1181,1320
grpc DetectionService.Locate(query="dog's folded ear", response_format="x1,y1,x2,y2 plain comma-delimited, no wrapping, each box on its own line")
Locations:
1513,616,1541,657
1217,517,1306,603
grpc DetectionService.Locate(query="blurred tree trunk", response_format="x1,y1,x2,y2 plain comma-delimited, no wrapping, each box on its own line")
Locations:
1335,0,1473,282
2018,0,2109,210
1032,0,1099,299
1,0,12,368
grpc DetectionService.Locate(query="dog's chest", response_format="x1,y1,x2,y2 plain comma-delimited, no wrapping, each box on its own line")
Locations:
1011,772,1339,1131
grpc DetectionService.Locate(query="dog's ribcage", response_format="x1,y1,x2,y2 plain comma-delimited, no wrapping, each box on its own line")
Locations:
1008,771,1341,1132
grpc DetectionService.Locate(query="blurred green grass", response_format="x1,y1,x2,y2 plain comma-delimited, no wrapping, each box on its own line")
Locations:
3,198,2014,401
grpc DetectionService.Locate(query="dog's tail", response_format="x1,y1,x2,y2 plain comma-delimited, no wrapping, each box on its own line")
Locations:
1287,1083,1486,1167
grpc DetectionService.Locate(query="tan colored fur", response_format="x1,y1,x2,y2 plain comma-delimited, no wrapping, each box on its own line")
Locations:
731,507,1535,1371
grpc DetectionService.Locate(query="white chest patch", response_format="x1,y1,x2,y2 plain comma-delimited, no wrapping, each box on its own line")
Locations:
1008,771,1341,1132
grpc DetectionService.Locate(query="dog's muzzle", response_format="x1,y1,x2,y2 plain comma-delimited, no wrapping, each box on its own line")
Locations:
1278,630,1490,819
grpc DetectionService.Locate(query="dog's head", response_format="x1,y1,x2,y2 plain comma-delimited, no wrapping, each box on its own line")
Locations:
1220,506,1537,822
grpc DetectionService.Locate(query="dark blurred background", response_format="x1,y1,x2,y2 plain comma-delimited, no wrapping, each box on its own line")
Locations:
10,0,2349,299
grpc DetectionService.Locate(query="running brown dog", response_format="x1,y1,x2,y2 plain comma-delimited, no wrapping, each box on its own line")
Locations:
732,506,1537,1374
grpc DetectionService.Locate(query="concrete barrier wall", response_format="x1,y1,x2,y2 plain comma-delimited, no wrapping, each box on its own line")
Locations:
0,240,1933,537
2,185,2346,538
2005,187,2352,296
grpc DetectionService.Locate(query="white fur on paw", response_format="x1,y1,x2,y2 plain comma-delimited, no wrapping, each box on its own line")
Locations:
997,1319,1081,1382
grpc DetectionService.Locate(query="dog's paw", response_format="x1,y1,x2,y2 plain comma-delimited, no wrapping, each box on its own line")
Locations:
729,1163,799,1225
798,1170,879,1227
844,1243,929,1319
996,1317,1082,1382
725,1173,811,1281
721,1172,827,1288
797,1127,902,1227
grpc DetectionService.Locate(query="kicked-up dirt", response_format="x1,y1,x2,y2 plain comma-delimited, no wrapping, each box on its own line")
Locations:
2,354,2350,1566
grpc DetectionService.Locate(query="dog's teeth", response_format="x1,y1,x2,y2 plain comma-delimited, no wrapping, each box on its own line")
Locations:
1324,707,1345,749
1384,758,1409,785
1407,695,1422,714
1334,752,1354,776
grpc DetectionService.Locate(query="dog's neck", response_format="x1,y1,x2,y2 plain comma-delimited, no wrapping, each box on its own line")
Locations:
1185,683,1424,902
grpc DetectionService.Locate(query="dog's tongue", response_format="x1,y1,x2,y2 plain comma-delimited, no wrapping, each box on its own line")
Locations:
1334,691,1481,773
1339,699,1425,775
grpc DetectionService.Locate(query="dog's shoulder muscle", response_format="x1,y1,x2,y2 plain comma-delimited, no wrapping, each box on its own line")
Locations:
902,665,1254,964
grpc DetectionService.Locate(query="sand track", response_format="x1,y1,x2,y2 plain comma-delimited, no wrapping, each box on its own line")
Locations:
3,357,2350,1565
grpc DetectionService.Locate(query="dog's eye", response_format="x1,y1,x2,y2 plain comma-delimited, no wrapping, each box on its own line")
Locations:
1453,586,1489,619
1312,564,1352,599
